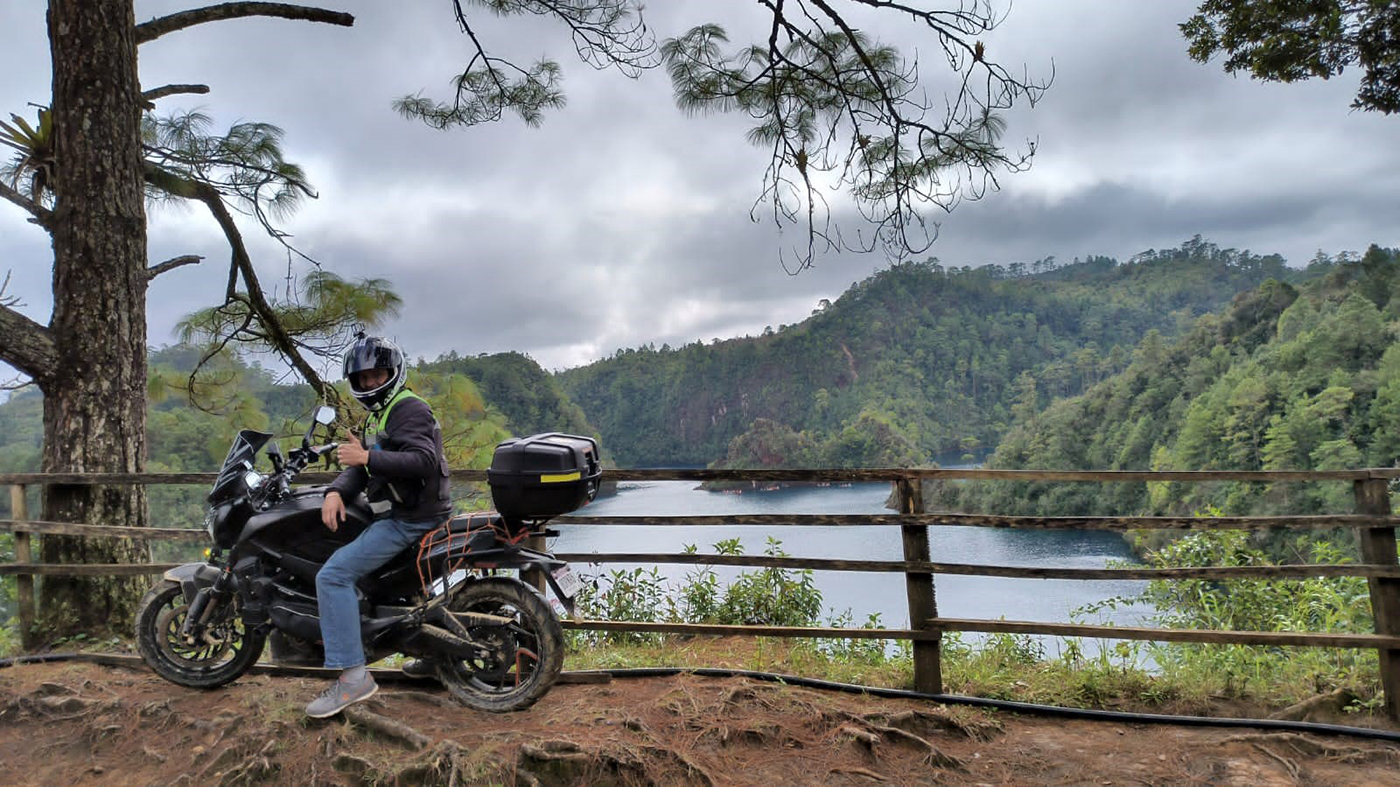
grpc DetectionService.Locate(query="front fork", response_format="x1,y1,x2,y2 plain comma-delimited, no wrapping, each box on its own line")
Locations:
177,563,237,645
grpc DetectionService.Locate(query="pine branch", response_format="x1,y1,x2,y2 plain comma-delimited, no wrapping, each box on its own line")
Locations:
136,3,354,44
141,84,211,108
0,181,54,230
146,254,203,280
144,163,340,406
0,301,56,383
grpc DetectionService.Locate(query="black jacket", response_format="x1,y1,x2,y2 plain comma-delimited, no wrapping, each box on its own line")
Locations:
327,394,452,523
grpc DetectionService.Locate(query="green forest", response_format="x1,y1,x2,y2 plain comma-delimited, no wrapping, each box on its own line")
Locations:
953,243,1400,550
558,237,1301,468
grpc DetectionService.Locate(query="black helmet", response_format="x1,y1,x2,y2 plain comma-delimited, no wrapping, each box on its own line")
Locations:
342,332,405,412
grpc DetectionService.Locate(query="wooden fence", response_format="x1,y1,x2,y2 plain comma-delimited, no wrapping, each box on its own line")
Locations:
3,467,1400,720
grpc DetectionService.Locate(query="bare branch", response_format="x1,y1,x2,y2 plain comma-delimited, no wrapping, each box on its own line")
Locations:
0,181,54,230
0,300,56,383
0,374,35,392
0,270,19,308
140,84,211,107
137,3,353,44
146,254,203,281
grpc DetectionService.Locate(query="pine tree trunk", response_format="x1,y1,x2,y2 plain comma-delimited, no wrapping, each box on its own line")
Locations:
38,0,151,636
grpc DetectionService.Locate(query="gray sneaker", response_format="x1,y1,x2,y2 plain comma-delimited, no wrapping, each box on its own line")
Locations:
305,672,379,718
400,659,436,679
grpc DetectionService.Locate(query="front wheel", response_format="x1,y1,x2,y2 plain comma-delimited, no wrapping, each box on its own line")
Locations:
135,580,265,688
435,577,563,712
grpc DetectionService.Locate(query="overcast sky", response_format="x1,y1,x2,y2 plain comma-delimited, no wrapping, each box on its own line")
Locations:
2,1,1397,375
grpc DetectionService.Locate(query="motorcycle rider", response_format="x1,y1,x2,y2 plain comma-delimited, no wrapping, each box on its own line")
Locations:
305,332,452,718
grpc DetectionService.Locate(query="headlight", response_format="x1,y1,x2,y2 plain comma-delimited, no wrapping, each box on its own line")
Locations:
244,470,264,489
203,507,217,538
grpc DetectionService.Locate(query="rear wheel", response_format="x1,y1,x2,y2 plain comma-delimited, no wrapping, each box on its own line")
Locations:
435,577,563,712
135,580,265,688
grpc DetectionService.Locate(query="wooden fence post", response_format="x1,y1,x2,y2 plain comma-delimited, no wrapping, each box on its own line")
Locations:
1355,478,1400,720
10,484,36,650
897,477,942,694
526,533,547,595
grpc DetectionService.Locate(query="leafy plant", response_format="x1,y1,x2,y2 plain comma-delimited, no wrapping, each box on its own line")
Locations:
1084,526,1382,704
714,537,823,627
0,106,54,202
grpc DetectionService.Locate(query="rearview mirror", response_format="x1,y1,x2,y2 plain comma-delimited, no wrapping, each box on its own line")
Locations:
305,405,336,450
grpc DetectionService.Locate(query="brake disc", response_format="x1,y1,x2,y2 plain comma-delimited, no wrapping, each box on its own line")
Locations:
155,601,232,668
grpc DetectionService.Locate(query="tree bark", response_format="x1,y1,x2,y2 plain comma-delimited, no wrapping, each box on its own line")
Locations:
39,0,151,635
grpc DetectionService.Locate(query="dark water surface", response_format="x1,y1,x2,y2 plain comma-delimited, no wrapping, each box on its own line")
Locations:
551,481,1148,651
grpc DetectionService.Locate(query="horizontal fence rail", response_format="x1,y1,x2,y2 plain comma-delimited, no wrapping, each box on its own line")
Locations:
7,467,1400,487
3,466,1399,719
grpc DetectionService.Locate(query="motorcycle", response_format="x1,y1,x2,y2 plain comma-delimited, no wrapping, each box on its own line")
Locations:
135,406,598,712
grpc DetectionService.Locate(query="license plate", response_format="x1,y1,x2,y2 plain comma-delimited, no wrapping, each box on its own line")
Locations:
551,564,582,599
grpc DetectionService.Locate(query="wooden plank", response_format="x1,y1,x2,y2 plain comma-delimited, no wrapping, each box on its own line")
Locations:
0,519,208,543
5,466,1400,486
10,485,35,650
1355,478,1400,721
524,533,547,594
553,512,1400,531
8,513,1398,538
558,619,940,641
552,552,1400,580
558,617,1400,649
0,470,489,485
928,617,1400,649
0,563,178,577
606,468,1396,482
898,478,941,693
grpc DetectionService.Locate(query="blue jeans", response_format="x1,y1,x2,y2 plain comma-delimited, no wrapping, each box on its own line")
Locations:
316,517,436,669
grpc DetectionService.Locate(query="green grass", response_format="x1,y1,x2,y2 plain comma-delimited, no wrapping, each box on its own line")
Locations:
562,630,1387,720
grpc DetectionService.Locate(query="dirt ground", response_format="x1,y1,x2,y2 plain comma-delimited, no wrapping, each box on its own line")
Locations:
2,659,1399,786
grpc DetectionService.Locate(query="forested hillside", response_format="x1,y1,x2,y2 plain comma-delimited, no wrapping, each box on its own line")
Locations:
955,245,1400,529
416,351,595,441
558,238,1299,468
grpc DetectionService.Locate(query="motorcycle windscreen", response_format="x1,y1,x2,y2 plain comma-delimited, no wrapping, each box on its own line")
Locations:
209,429,273,504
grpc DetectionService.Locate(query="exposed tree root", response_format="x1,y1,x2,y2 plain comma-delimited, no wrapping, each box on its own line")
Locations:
835,718,964,771
197,738,281,786
331,752,375,780
1220,732,1400,765
514,738,715,786
1268,688,1355,722
828,766,889,782
862,708,1003,742
1249,742,1302,782
343,704,431,750
839,724,882,759
390,740,489,787
381,689,459,710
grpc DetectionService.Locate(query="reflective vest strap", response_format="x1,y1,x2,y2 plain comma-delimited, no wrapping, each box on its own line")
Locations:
365,388,426,438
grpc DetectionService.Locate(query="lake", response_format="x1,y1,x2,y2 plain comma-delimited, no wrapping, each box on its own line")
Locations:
549,480,1149,654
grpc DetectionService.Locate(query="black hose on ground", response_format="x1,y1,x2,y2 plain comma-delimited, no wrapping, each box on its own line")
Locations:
4,652,1399,743
0,652,86,668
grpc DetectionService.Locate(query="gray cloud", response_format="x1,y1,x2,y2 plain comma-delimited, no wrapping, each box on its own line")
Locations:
3,1,1398,377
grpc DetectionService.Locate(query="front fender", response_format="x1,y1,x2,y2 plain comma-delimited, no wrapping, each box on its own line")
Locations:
163,562,222,604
